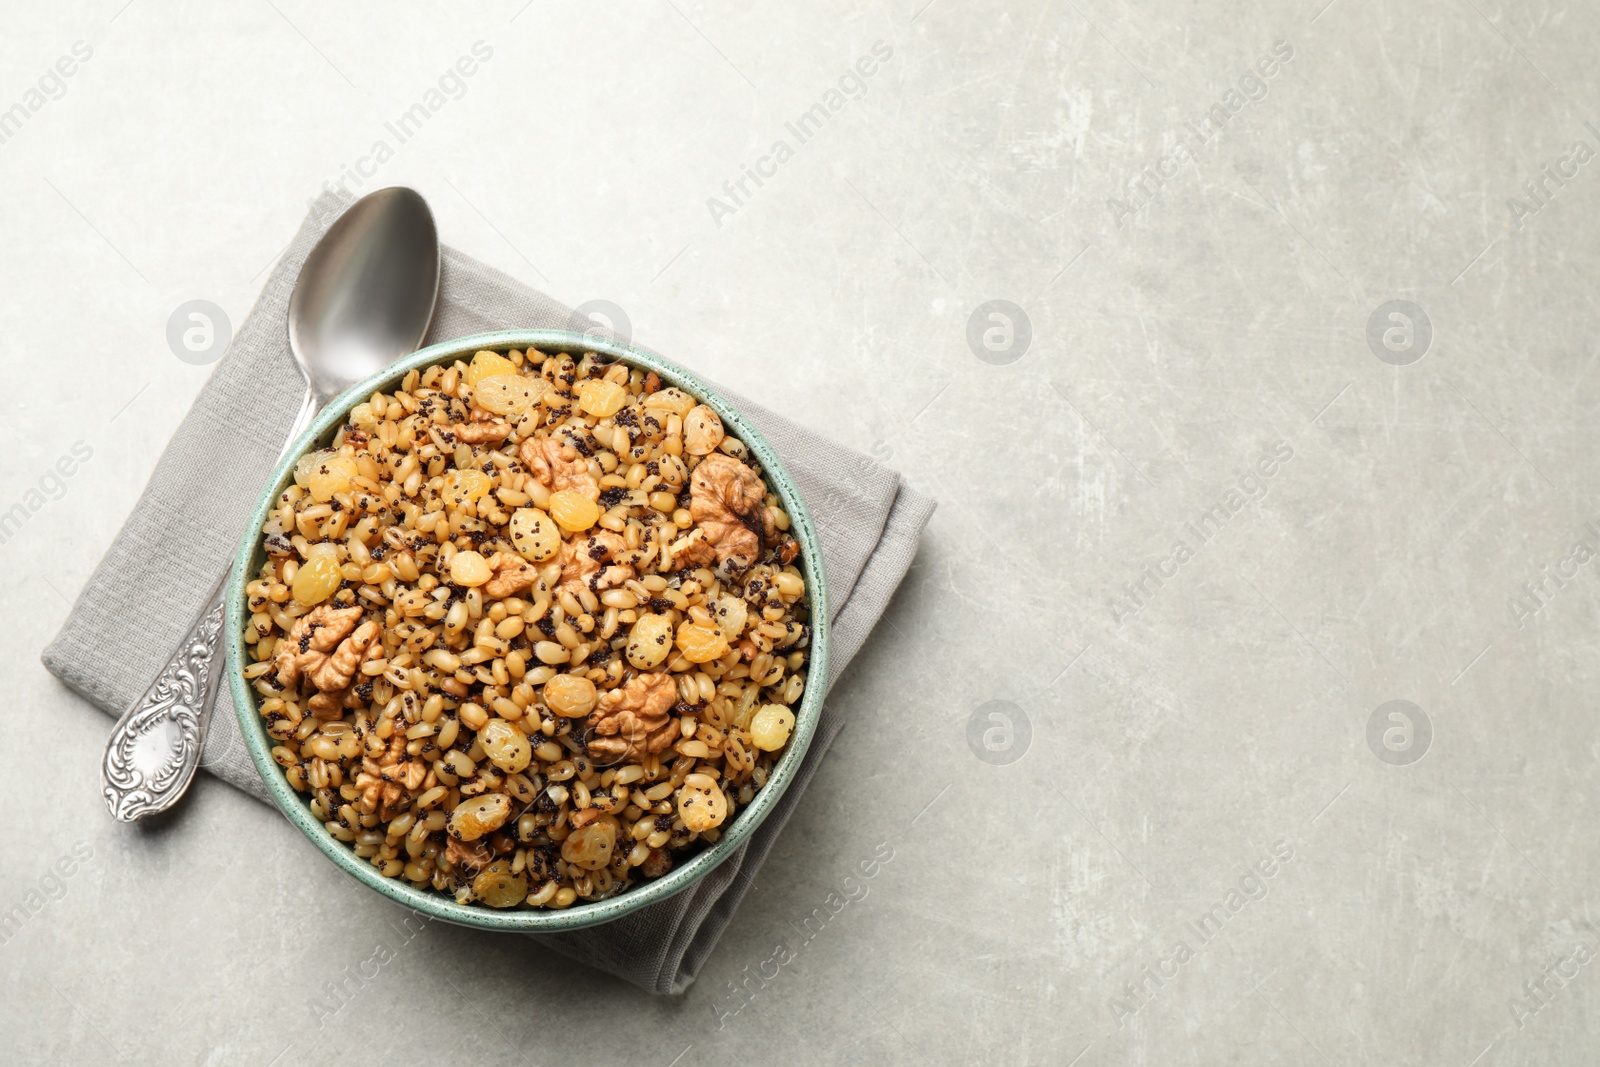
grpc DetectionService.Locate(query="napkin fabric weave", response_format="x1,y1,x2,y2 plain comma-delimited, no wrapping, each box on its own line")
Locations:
41,191,934,994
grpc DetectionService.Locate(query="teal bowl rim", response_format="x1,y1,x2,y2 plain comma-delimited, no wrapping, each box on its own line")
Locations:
227,329,830,932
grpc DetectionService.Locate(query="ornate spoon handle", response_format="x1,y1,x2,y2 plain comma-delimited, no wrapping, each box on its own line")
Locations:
99,385,317,822
101,575,228,821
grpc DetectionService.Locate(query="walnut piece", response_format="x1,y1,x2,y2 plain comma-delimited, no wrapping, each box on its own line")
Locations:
447,835,492,871
520,436,599,501
354,732,426,820
306,619,380,692
306,684,366,720
671,531,717,569
558,530,632,596
688,454,774,570
483,551,539,599
453,411,512,444
275,605,364,688
306,690,345,721
587,672,679,762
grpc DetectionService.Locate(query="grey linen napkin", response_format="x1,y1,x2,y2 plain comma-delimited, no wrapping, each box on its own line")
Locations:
42,191,935,994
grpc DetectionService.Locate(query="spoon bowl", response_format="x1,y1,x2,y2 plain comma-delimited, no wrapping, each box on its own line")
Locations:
289,187,440,406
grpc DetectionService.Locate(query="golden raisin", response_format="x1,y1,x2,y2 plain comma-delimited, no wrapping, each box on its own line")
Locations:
293,449,333,488
710,596,747,640
549,489,600,532
749,704,795,752
677,773,727,832
627,613,674,669
543,674,597,718
306,454,356,503
578,379,628,418
684,405,724,455
465,350,517,388
476,373,548,415
676,621,730,664
472,860,529,908
449,550,492,587
479,719,532,773
442,469,491,505
644,388,695,417
448,794,511,841
509,507,561,562
560,816,617,870
291,553,342,606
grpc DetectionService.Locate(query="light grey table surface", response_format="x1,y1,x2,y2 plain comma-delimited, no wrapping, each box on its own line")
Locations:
5,1,1599,1064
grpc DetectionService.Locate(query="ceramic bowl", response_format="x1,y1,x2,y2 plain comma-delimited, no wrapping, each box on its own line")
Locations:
227,329,829,931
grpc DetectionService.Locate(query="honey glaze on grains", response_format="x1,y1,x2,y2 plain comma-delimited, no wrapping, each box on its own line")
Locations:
241,347,810,909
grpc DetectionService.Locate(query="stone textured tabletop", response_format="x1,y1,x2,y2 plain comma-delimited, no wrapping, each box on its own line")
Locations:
4,1,1598,1064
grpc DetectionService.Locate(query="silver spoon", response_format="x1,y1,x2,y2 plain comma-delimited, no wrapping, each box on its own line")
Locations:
102,187,440,821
